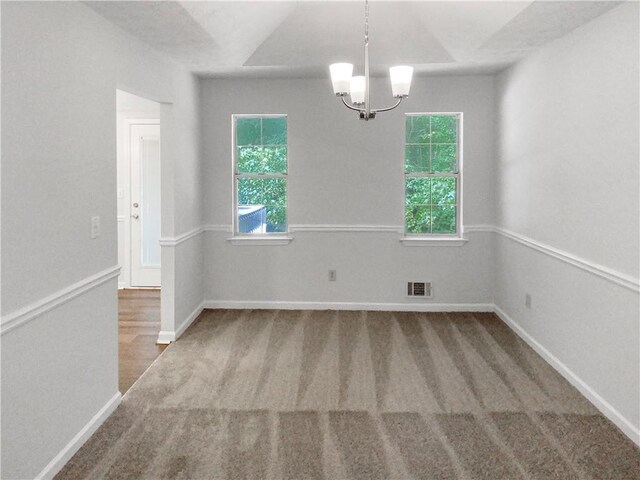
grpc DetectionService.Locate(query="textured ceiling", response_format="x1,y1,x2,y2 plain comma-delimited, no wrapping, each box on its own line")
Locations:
86,1,621,78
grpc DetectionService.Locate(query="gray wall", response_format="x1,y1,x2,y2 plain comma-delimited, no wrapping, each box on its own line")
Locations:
494,2,639,439
0,2,203,477
200,76,497,307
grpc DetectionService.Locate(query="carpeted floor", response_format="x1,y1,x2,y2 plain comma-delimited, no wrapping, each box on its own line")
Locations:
56,310,640,479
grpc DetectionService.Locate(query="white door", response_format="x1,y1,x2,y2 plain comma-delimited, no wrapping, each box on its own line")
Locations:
130,123,161,287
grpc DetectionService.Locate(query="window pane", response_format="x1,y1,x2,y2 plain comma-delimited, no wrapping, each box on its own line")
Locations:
237,177,264,205
237,146,287,174
236,146,262,173
430,115,457,143
237,204,267,233
262,117,287,145
236,117,261,145
262,146,287,173
405,115,430,144
405,177,431,206
405,145,430,173
237,177,287,232
431,177,456,205
264,177,287,207
405,205,431,234
238,177,287,205
432,206,456,233
266,206,287,233
431,144,457,172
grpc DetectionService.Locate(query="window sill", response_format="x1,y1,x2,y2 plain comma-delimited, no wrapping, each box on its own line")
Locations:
227,235,293,246
400,236,468,247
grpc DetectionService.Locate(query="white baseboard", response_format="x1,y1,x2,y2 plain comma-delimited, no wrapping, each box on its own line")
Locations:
203,300,494,312
35,392,121,480
156,330,175,345
494,305,640,447
156,301,205,344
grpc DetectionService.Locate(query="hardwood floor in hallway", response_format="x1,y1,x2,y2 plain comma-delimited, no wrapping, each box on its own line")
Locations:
118,289,166,393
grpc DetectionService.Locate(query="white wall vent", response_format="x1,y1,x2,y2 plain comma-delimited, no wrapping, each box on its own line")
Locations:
407,282,432,298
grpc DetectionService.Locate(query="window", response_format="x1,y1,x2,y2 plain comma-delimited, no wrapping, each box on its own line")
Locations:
233,115,288,235
404,113,461,236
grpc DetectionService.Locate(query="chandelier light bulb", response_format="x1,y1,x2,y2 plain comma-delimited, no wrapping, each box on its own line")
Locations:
329,63,354,96
350,76,366,104
390,66,414,98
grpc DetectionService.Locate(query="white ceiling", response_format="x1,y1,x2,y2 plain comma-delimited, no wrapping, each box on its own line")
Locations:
86,1,621,78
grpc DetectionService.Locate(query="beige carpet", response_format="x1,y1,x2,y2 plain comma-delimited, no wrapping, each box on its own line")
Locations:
57,310,640,479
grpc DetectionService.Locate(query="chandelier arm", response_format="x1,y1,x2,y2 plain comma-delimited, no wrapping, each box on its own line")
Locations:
341,97,365,113
371,97,404,114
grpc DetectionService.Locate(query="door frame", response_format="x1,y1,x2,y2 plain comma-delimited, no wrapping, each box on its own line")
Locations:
118,117,160,289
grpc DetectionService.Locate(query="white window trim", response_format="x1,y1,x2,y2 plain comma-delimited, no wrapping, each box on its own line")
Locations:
401,112,464,246
228,235,293,246
231,114,292,245
400,236,468,246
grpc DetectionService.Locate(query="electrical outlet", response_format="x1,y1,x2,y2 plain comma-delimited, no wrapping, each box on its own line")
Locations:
91,216,101,239
525,293,532,309
328,270,337,281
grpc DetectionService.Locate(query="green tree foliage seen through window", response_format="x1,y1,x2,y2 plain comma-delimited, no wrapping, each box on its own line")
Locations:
405,114,459,234
235,116,287,232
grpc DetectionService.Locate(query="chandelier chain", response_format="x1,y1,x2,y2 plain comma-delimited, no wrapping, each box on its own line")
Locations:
364,0,369,45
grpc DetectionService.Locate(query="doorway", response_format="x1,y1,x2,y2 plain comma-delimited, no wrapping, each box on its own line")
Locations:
116,89,165,393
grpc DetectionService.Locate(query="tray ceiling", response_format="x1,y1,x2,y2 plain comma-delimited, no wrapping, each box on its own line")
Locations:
86,1,620,77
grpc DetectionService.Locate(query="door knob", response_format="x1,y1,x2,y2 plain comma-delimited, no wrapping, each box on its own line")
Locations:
132,214,139,220
132,203,139,208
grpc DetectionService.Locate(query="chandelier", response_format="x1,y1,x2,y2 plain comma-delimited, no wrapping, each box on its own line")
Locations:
329,0,414,121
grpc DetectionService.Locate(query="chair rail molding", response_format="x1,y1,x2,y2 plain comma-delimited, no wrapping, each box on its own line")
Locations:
493,226,639,293
1,265,121,336
158,226,204,247
188,223,638,291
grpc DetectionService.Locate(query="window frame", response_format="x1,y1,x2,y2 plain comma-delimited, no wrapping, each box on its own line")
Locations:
231,114,291,242
402,112,464,242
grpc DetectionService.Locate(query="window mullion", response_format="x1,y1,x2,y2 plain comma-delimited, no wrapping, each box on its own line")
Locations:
405,172,458,178
235,173,287,179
